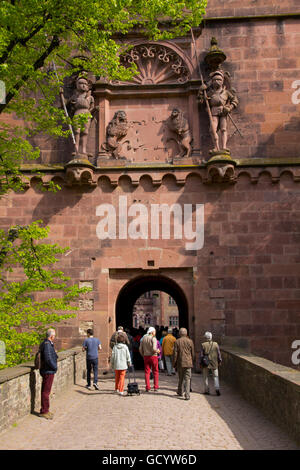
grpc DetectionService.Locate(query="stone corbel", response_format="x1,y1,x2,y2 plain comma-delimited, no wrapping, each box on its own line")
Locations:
64,158,97,187
204,152,237,184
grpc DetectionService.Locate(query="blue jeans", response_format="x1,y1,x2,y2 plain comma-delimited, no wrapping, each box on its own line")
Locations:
165,355,175,375
87,358,98,385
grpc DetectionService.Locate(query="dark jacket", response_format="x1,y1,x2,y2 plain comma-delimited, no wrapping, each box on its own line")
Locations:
109,331,130,350
40,339,58,375
173,336,195,369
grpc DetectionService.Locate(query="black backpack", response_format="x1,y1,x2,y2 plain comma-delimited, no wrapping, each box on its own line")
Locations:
201,342,214,368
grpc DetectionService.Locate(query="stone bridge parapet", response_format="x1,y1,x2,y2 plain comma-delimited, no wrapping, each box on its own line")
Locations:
0,347,85,434
220,346,300,445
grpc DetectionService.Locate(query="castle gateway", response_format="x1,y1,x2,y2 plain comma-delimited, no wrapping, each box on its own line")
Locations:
3,2,300,370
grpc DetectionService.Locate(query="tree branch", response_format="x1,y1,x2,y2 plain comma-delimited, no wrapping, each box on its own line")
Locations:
0,35,60,113
0,14,51,65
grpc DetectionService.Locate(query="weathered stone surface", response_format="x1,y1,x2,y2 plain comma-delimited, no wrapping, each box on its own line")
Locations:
1,12,300,379
4,165,300,371
79,299,94,311
220,346,300,444
0,348,85,434
0,371,298,450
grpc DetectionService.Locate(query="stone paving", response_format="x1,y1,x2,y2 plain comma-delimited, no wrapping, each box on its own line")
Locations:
0,371,298,450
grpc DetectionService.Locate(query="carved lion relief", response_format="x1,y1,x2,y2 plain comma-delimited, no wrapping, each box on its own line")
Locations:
102,110,129,159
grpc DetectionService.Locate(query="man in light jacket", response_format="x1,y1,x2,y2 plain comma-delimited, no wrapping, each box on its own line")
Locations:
173,328,195,401
200,331,222,396
139,327,160,392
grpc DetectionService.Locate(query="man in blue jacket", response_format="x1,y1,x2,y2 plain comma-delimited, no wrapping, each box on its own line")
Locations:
39,328,58,419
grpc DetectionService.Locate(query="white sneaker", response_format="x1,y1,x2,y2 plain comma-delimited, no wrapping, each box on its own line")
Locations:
114,390,119,394
119,391,124,395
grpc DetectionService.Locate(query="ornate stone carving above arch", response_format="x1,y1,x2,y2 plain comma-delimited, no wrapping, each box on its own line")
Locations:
118,42,193,85
94,40,199,165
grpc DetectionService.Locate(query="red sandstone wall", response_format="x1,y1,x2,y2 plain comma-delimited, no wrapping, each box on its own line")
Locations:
1,170,299,369
1,7,300,370
205,0,300,17
2,16,300,163
197,17,300,159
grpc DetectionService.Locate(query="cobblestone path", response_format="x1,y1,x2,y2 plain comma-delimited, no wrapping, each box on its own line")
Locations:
0,372,298,450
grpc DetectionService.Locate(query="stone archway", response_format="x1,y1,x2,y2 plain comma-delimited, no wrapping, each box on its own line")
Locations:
115,273,189,331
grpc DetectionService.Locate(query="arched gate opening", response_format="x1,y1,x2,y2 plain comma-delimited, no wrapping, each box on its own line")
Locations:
115,274,189,331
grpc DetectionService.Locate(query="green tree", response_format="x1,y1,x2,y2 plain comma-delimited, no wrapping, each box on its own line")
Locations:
0,0,207,189
0,0,207,367
0,221,91,368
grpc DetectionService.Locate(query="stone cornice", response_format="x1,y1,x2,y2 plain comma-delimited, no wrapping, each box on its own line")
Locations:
20,157,300,172
14,158,300,190
204,13,300,22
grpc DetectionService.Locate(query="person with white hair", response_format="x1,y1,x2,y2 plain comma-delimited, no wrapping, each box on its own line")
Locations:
200,331,222,396
39,328,58,419
139,327,160,392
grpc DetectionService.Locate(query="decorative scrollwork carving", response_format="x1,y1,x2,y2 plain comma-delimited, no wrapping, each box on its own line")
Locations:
119,44,190,85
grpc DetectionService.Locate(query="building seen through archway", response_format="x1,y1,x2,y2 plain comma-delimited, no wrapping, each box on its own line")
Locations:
132,291,179,330
115,274,188,333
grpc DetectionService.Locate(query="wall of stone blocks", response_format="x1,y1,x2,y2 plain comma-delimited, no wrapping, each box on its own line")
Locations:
197,16,300,159
220,346,300,445
3,12,299,164
205,0,299,17
0,347,85,435
1,168,300,370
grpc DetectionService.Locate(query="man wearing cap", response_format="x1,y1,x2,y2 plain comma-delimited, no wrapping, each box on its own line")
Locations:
200,331,222,396
173,328,195,401
139,327,160,392
162,327,176,376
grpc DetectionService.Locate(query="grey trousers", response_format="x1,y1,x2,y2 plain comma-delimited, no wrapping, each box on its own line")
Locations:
202,367,220,392
165,355,175,375
177,367,192,399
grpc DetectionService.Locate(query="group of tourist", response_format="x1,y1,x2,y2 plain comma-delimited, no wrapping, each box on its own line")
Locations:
108,326,222,399
37,326,222,419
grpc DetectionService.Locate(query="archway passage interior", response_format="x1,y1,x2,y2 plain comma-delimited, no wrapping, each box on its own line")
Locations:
115,274,189,331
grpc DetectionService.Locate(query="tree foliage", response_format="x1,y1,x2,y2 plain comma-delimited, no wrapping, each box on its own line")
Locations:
0,1,207,367
0,0,207,189
0,221,90,368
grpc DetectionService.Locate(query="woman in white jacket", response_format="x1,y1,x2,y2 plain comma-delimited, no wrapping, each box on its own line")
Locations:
111,333,132,395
